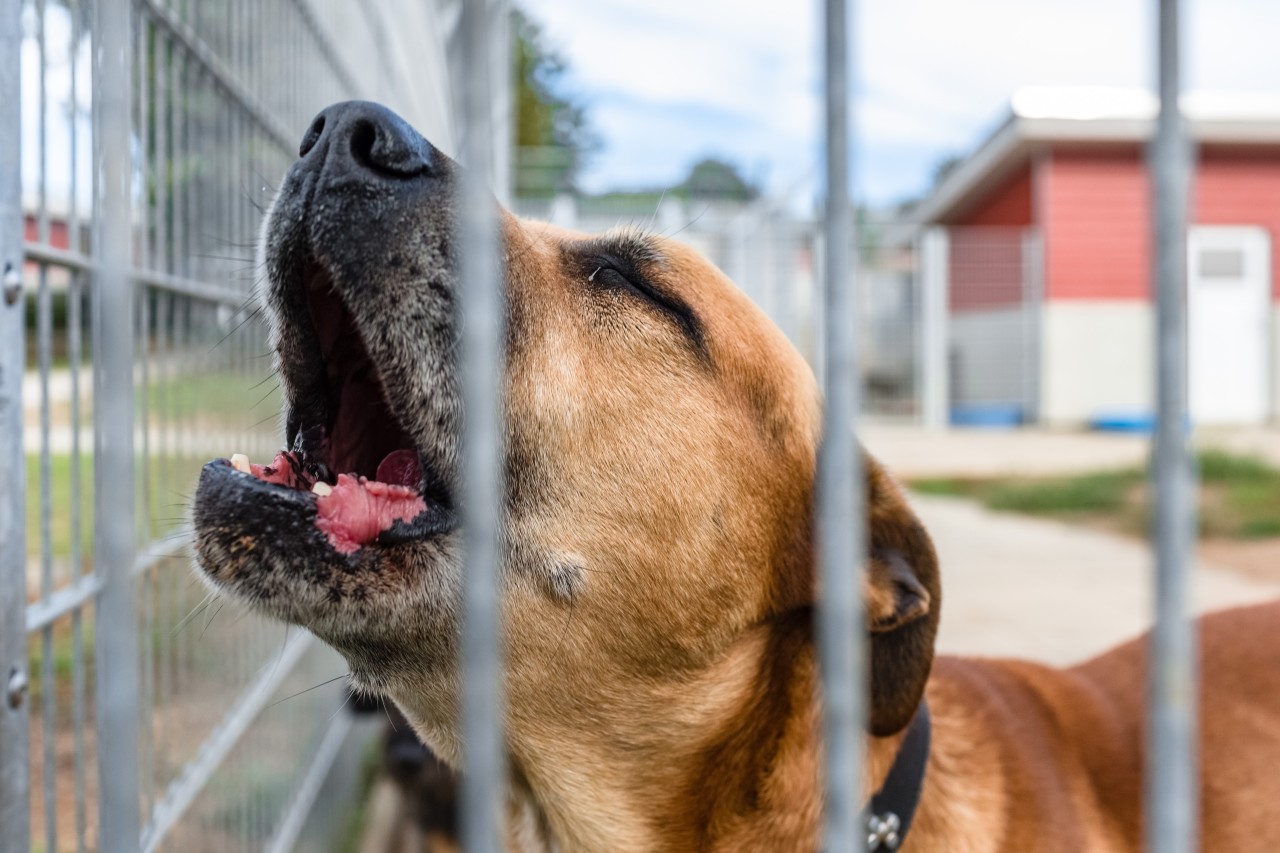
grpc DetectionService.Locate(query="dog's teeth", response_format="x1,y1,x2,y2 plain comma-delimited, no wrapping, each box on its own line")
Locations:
230,453,251,474
312,481,333,497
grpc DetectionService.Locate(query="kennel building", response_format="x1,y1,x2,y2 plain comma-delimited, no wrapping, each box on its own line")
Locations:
917,86,1280,427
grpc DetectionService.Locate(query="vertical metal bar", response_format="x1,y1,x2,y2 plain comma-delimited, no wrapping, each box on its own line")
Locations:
135,10,155,815
458,0,507,850
34,3,58,848
69,269,88,853
819,0,866,850
1021,230,1043,424
67,9,89,847
94,0,143,847
1147,0,1198,851
919,228,949,429
39,258,56,853
0,0,29,846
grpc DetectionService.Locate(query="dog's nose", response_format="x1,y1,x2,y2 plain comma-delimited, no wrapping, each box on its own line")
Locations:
298,100,433,179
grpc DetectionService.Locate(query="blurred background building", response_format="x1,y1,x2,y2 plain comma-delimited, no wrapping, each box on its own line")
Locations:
919,87,1280,429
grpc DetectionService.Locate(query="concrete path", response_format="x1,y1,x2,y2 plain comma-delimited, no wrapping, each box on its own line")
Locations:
912,493,1280,666
863,424,1280,480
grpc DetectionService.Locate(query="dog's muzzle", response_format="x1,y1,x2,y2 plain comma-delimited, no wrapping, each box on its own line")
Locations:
194,100,460,560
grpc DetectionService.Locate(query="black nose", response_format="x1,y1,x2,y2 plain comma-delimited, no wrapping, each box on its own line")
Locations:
298,100,433,178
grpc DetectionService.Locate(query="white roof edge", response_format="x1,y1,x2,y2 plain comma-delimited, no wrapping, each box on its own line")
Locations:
916,87,1280,225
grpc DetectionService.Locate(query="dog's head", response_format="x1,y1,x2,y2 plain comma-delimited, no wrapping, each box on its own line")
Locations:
193,102,939,777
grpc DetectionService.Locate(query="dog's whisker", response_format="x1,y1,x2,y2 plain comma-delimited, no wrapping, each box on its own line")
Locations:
197,601,225,640
247,369,281,391
263,673,350,712
662,204,710,239
325,686,356,724
172,591,218,636
551,598,576,666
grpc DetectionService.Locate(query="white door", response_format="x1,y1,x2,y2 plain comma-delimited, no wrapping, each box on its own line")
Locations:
1188,226,1271,424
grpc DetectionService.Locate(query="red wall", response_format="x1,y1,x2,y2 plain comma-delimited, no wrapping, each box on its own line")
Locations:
23,214,71,249
1040,148,1148,300
1038,145,1280,301
947,163,1034,311
948,230,1028,311
964,163,1034,227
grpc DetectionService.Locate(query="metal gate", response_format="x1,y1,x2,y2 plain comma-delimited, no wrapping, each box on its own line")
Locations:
0,0,482,849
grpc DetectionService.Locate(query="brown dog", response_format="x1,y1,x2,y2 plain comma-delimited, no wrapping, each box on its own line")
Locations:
193,101,1280,851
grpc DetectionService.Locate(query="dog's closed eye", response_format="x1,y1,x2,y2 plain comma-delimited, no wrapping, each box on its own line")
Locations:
585,255,667,308
579,247,707,357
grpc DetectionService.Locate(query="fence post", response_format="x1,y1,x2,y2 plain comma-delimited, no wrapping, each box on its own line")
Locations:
919,228,949,429
0,0,29,847
818,0,867,850
1021,229,1043,424
458,0,509,851
94,0,143,848
1147,0,1198,851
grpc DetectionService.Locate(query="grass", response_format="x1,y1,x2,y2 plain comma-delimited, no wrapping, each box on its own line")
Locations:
23,358,282,562
911,449,1280,540
27,614,95,704
146,367,282,424
24,452,95,568
24,451,214,564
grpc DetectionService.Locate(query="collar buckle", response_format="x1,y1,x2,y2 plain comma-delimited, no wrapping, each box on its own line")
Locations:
866,811,902,850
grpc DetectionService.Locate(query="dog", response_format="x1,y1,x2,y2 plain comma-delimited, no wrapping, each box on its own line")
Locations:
193,101,1280,851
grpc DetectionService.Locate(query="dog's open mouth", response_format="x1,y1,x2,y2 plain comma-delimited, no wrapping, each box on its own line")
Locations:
222,448,427,554
204,261,453,555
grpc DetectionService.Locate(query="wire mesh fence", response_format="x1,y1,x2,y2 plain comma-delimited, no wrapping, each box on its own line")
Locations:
4,0,482,849
939,226,1042,426
510,190,925,421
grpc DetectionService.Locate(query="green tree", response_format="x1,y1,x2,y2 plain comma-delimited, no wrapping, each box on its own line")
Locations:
513,7,596,197
678,158,759,202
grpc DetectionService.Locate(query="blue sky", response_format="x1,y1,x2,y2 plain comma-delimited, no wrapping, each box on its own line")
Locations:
523,0,1280,208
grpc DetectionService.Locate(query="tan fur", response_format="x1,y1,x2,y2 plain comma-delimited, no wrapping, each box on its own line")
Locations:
201,139,1280,851
488,213,1280,851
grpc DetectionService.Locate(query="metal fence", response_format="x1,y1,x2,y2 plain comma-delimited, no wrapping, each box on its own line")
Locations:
0,0,484,850
509,193,928,421
929,226,1042,426
1,0,1200,851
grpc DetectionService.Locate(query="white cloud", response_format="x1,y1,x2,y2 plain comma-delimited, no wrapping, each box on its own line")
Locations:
523,0,1280,205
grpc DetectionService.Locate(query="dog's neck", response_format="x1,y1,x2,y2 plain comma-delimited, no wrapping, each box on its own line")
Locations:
500,611,929,853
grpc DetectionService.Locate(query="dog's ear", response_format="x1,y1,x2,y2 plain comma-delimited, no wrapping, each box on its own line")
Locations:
863,455,941,736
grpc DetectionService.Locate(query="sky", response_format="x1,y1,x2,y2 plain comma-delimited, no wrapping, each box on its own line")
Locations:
522,0,1280,208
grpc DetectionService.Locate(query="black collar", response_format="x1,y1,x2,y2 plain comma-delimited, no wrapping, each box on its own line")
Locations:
863,701,932,851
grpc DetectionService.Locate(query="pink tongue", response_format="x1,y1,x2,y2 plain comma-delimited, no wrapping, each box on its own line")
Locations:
376,449,420,487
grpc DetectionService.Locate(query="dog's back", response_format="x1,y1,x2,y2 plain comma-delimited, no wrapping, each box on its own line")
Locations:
916,601,1280,852
1077,600,1280,851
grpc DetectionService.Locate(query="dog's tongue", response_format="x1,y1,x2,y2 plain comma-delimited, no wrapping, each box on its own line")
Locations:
376,449,420,488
